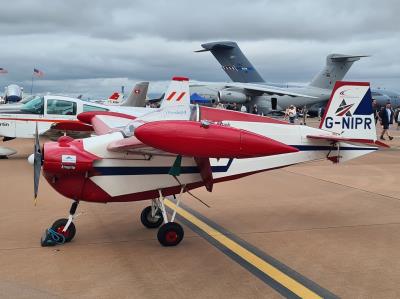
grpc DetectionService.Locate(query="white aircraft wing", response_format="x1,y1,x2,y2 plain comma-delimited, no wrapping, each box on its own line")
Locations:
189,81,317,98
221,82,318,98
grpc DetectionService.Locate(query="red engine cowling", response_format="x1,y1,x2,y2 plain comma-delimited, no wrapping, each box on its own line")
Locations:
42,136,99,200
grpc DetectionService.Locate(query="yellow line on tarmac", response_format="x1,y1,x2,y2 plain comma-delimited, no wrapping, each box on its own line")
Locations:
164,199,322,299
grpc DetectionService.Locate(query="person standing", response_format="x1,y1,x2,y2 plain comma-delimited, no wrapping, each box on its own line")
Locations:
301,105,308,125
251,104,259,115
394,106,400,130
240,104,247,113
216,102,225,109
372,99,380,124
287,105,297,124
379,102,394,140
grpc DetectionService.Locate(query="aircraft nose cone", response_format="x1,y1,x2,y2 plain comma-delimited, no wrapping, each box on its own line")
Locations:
28,153,34,165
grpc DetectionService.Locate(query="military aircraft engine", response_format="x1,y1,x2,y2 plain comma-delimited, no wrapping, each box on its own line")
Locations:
217,89,248,103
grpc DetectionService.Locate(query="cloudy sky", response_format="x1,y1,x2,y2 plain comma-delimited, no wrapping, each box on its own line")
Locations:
0,0,399,98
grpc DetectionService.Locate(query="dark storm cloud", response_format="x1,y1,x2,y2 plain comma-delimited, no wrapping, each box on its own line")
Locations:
0,0,399,97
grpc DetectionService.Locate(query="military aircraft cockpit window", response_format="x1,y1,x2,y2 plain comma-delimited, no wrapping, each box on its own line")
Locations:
83,104,109,112
47,99,77,115
20,96,44,114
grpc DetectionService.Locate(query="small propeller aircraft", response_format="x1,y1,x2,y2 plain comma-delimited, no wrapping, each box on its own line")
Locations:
31,77,387,247
0,82,149,144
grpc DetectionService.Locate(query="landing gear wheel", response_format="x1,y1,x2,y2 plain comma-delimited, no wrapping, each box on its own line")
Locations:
51,218,76,243
140,206,163,229
157,222,184,247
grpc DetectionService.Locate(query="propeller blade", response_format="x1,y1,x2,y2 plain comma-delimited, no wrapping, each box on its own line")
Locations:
33,123,42,199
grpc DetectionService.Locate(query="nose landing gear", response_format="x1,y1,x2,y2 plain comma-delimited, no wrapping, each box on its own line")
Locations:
41,201,79,247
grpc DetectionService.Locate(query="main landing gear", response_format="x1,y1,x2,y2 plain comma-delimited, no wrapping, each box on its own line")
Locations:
140,189,185,247
41,201,79,247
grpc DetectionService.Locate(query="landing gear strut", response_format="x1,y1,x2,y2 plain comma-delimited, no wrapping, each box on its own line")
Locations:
140,188,185,246
41,201,79,247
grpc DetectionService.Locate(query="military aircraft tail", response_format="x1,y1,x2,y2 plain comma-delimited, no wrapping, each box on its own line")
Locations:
309,54,368,90
319,81,377,141
120,82,149,107
196,41,265,83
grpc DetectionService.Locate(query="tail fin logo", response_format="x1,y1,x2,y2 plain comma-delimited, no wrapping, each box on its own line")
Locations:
335,100,354,117
166,91,186,101
222,65,254,72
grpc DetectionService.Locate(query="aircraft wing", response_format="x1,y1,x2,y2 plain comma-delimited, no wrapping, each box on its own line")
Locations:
222,82,318,98
77,111,136,135
306,134,389,148
190,81,318,98
51,121,93,132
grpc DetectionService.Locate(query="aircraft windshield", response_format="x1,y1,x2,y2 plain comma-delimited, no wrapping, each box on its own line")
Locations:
20,96,44,114
20,95,36,104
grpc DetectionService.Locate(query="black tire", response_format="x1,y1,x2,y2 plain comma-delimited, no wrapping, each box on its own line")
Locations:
51,218,76,243
140,206,163,229
157,222,184,247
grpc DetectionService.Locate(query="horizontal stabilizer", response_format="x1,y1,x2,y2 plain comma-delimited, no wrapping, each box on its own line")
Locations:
195,41,236,52
330,54,369,62
306,134,389,148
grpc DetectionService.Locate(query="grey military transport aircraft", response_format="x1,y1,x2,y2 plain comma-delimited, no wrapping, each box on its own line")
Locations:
190,41,367,114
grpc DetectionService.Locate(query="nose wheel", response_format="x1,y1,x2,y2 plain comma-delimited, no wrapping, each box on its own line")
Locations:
51,218,76,242
41,201,79,247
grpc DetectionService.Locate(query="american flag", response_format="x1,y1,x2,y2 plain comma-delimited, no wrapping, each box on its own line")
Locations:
33,68,44,77
0,68,8,74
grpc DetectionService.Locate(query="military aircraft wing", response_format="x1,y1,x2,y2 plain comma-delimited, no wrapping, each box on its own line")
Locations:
221,82,318,98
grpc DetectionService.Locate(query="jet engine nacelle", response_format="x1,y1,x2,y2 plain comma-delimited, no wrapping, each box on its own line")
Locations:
218,89,248,103
4,84,23,103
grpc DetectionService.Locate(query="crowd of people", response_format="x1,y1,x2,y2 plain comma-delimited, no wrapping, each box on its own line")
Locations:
213,102,312,125
213,102,260,114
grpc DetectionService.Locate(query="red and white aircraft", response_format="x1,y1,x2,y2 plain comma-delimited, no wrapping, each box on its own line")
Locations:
32,77,386,247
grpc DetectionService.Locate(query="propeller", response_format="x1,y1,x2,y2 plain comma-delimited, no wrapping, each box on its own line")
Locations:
33,123,43,200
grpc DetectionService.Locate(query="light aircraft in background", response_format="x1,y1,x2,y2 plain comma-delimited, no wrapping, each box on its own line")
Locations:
191,41,367,114
31,77,386,247
0,82,150,157
103,82,149,106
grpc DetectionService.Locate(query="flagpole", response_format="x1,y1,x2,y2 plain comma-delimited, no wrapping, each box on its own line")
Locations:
30,74,34,94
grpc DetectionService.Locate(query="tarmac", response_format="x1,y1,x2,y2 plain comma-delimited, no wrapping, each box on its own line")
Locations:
1,122,400,298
